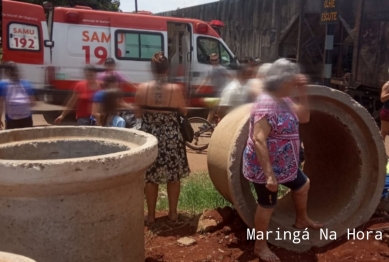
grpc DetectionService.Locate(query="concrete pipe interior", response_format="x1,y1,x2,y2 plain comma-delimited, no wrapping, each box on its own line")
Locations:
0,139,132,160
208,86,387,252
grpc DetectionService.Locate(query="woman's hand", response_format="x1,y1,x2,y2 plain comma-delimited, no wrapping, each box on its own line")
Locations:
54,115,64,125
265,175,278,192
295,74,308,93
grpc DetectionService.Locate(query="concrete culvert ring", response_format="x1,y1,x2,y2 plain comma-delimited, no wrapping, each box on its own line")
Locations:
0,126,158,262
207,85,387,252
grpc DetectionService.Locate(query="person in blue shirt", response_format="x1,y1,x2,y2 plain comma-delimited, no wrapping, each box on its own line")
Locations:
0,62,36,130
98,88,126,128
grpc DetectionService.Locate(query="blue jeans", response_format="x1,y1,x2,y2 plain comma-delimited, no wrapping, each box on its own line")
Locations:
77,117,92,126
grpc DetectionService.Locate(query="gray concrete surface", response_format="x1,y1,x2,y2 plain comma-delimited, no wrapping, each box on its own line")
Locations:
0,127,158,262
0,252,36,262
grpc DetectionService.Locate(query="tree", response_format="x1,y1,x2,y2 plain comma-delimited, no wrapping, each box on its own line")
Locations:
16,0,121,11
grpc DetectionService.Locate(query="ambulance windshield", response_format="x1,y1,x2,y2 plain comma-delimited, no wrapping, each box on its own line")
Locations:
197,37,233,67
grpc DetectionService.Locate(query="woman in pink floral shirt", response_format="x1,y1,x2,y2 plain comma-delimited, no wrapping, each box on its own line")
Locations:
242,59,323,262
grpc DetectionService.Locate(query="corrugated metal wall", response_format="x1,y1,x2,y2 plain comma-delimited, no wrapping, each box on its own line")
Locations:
158,0,300,62
159,0,389,87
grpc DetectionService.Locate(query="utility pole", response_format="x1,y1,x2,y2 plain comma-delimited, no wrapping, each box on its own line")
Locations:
135,0,138,12
320,0,339,87
323,24,335,87
351,0,365,88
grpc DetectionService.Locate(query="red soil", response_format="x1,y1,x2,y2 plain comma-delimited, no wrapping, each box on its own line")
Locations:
145,208,389,262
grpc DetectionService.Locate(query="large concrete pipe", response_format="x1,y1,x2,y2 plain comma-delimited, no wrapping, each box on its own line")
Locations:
0,252,36,262
0,127,158,262
208,85,386,252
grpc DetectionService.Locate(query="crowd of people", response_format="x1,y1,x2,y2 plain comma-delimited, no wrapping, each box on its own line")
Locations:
0,52,336,262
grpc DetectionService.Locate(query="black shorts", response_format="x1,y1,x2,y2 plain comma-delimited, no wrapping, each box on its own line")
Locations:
252,169,308,208
5,117,33,130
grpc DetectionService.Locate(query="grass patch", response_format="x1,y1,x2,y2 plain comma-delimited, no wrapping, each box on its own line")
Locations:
151,171,231,215
148,171,292,215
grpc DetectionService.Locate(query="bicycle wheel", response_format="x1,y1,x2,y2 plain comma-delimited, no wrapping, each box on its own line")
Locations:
186,117,214,151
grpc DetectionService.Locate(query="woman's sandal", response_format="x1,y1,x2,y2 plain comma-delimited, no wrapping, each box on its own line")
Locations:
258,252,281,262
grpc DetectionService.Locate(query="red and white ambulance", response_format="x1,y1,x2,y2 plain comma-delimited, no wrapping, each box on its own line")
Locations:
1,0,238,106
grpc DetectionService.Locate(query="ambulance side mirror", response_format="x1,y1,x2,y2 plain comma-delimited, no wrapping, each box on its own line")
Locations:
44,40,54,48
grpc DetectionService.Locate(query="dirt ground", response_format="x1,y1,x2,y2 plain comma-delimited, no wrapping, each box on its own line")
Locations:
145,209,389,262
186,148,208,172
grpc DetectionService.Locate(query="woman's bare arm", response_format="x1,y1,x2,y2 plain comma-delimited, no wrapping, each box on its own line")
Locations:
381,82,389,103
253,117,278,191
291,74,310,124
54,90,79,124
62,90,79,117
118,98,133,110
175,85,187,116
91,102,100,119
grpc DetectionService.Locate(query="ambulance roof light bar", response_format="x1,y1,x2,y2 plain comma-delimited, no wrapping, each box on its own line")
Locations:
207,20,224,36
196,23,208,34
208,20,225,28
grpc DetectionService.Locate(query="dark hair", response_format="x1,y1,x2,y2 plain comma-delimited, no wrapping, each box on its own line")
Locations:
151,51,169,75
105,57,116,65
237,64,251,78
243,56,255,63
100,88,122,126
4,61,20,80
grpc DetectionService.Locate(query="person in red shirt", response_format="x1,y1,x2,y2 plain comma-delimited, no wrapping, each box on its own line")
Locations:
54,65,100,125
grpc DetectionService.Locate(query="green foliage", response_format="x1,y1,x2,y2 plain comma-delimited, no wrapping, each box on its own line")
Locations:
151,172,291,215
16,0,121,11
153,172,232,214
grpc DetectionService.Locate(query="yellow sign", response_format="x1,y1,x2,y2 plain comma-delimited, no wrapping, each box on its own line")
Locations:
320,0,339,24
